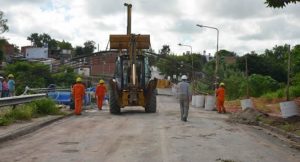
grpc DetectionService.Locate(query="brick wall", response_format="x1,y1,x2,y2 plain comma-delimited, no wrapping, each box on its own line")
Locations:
90,52,118,76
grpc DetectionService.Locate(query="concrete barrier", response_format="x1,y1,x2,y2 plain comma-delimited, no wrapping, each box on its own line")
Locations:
280,101,299,118
240,99,254,110
204,95,216,111
195,95,205,108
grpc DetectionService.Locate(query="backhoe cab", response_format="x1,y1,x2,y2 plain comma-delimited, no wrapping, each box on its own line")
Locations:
108,4,157,114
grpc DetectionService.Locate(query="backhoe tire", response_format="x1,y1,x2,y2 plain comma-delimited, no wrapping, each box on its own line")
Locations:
145,90,157,113
109,90,121,114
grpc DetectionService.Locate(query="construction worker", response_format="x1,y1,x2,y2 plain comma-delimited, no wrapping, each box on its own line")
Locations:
95,79,107,110
216,82,226,113
72,77,86,115
7,74,15,97
0,76,3,98
1,77,8,97
178,75,190,122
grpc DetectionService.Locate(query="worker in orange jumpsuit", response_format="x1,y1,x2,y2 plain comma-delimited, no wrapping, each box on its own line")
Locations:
216,82,226,113
72,77,85,115
95,79,107,110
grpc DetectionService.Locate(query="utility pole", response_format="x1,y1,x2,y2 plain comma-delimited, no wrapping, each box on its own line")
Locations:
286,45,291,101
245,55,249,98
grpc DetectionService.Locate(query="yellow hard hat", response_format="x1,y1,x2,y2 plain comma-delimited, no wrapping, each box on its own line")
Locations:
99,80,105,84
220,82,225,86
8,74,14,78
76,77,82,82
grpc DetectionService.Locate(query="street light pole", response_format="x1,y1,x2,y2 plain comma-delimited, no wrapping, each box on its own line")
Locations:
196,24,219,87
178,43,194,93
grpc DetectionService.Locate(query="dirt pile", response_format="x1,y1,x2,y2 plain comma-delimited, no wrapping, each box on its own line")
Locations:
228,108,268,125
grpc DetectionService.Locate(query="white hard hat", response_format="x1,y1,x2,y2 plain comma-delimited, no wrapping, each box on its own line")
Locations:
181,75,187,80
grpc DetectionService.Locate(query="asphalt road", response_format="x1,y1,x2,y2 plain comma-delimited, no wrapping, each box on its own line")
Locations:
0,93,299,162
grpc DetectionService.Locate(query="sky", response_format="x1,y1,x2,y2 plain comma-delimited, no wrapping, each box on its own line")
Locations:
0,0,300,56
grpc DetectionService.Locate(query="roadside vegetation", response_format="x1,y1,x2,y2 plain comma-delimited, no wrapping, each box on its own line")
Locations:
0,98,64,126
3,61,78,95
156,44,300,101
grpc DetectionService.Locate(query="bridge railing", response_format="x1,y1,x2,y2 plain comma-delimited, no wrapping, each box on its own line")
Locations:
0,94,47,108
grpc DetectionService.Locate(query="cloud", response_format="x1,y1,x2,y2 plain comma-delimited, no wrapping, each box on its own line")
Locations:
1,0,300,55
85,0,124,17
239,16,300,41
0,0,49,8
169,19,202,34
199,0,270,19
135,0,180,16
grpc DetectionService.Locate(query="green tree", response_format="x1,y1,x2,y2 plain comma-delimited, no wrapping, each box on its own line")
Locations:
0,11,8,34
265,0,300,8
51,66,76,87
0,39,8,62
248,74,280,97
237,51,287,82
223,71,246,100
291,45,300,74
75,46,84,56
0,50,3,62
48,39,59,50
13,44,20,54
58,40,72,50
160,45,171,55
4,61,52,95
83,40,96,54
27,33,43,47
40,33,51,45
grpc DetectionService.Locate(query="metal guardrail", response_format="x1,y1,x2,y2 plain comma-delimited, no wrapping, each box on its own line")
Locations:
0,94,47,108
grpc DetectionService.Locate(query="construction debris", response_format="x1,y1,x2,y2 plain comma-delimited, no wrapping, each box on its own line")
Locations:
227,108,268,125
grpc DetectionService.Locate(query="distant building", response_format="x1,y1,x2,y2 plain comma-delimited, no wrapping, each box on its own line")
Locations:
21,46,34,57
25,47,48,59
3,44,14,57
89,51,118,76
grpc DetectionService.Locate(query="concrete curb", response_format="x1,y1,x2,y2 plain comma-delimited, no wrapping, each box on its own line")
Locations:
258,122,300,149
0,113,73,144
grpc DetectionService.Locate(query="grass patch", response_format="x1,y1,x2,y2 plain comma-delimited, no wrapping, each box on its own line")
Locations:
0,98,63,126
262,89,284,100
257,116,274,125
295,130,300,136
0,116,14,126
278,123,297,132
33,98,61,115
5,105,34,121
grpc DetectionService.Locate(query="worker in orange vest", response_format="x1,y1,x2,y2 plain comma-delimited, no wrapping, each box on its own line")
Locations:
95,79,107,110
216,82,226,113
72,77,85,115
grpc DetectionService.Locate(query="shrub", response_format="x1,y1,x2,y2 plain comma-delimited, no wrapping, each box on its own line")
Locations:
0,98,63,126
33,98,60,115
262,89,285,100
10,105,33,121
0,116,14,126
248,74,280,97
290,85,300,98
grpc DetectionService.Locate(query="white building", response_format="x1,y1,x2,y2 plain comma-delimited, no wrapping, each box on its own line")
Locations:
25,47,48,59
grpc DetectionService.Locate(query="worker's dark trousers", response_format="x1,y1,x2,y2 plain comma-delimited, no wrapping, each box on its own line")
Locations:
180,98,189,121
